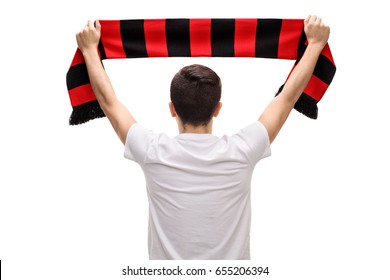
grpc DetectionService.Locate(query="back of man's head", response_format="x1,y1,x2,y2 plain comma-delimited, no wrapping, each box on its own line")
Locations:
170,64,222,127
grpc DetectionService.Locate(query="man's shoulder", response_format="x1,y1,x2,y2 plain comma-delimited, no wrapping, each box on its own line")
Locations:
232,121,269,139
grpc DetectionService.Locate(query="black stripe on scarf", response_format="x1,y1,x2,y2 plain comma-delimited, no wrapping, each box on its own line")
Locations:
66,63,89,90
120,20,148,58
314,54,336,85
166,19,191,57
211,19,235,57
255,19,282,58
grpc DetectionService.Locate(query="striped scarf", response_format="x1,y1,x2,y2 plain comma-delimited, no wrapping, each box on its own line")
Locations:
66,18,336,125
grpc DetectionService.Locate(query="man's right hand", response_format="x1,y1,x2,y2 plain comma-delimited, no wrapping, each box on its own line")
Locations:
304,15,330,49
76,20,101,54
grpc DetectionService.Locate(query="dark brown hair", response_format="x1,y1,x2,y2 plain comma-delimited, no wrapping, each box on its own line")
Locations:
170,64,221,126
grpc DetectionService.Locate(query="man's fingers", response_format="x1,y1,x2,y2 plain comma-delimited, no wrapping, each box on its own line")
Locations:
95,20,101,33
304,14,311,24
309,15,317,23
305,15,325,28
305,15,318,26
88,19,94,29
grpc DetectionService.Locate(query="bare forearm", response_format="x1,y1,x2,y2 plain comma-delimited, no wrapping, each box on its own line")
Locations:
82,49,136,143
258,43,324,142
82,49,116,108
281,43,324,104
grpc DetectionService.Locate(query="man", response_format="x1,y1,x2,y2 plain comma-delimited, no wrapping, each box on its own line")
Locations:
76,15,330,259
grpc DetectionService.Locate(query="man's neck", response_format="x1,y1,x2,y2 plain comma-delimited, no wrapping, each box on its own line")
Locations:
179,123,213,134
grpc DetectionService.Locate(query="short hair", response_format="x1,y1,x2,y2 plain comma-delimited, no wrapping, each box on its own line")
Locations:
170,64,222,126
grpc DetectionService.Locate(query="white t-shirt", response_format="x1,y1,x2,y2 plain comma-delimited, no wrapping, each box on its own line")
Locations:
124,121,271,260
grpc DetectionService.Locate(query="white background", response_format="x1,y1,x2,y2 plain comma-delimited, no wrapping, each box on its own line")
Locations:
1,0,389,279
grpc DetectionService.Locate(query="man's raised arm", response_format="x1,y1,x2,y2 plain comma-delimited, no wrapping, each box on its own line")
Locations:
76,20,136,144
259,15,330,144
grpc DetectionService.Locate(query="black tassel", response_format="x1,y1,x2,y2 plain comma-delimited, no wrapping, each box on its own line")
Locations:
69,100,106,125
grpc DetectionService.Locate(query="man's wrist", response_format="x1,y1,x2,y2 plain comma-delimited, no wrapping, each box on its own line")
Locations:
307,40,327,50
305,42,326,55
81,48,100,59
80,46,98,54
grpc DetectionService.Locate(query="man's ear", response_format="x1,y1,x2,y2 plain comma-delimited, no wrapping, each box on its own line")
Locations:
213,102,222,117
169,102,177,117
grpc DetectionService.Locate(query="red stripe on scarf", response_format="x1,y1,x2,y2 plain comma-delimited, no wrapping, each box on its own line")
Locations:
278,19,303,59
304,75,329,101
189,19,212,56
144,19,168,57
284,64,328,102
234,19,257,57
70,49,85,67
69,84,96,107
100,20,126,59
320,44,335,65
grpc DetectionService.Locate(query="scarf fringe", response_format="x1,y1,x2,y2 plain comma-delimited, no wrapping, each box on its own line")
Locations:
294,94,318,119
69,100,106,125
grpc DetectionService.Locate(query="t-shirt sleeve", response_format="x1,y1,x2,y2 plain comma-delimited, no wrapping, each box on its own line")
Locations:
124,123,156,164
233,121,271,165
